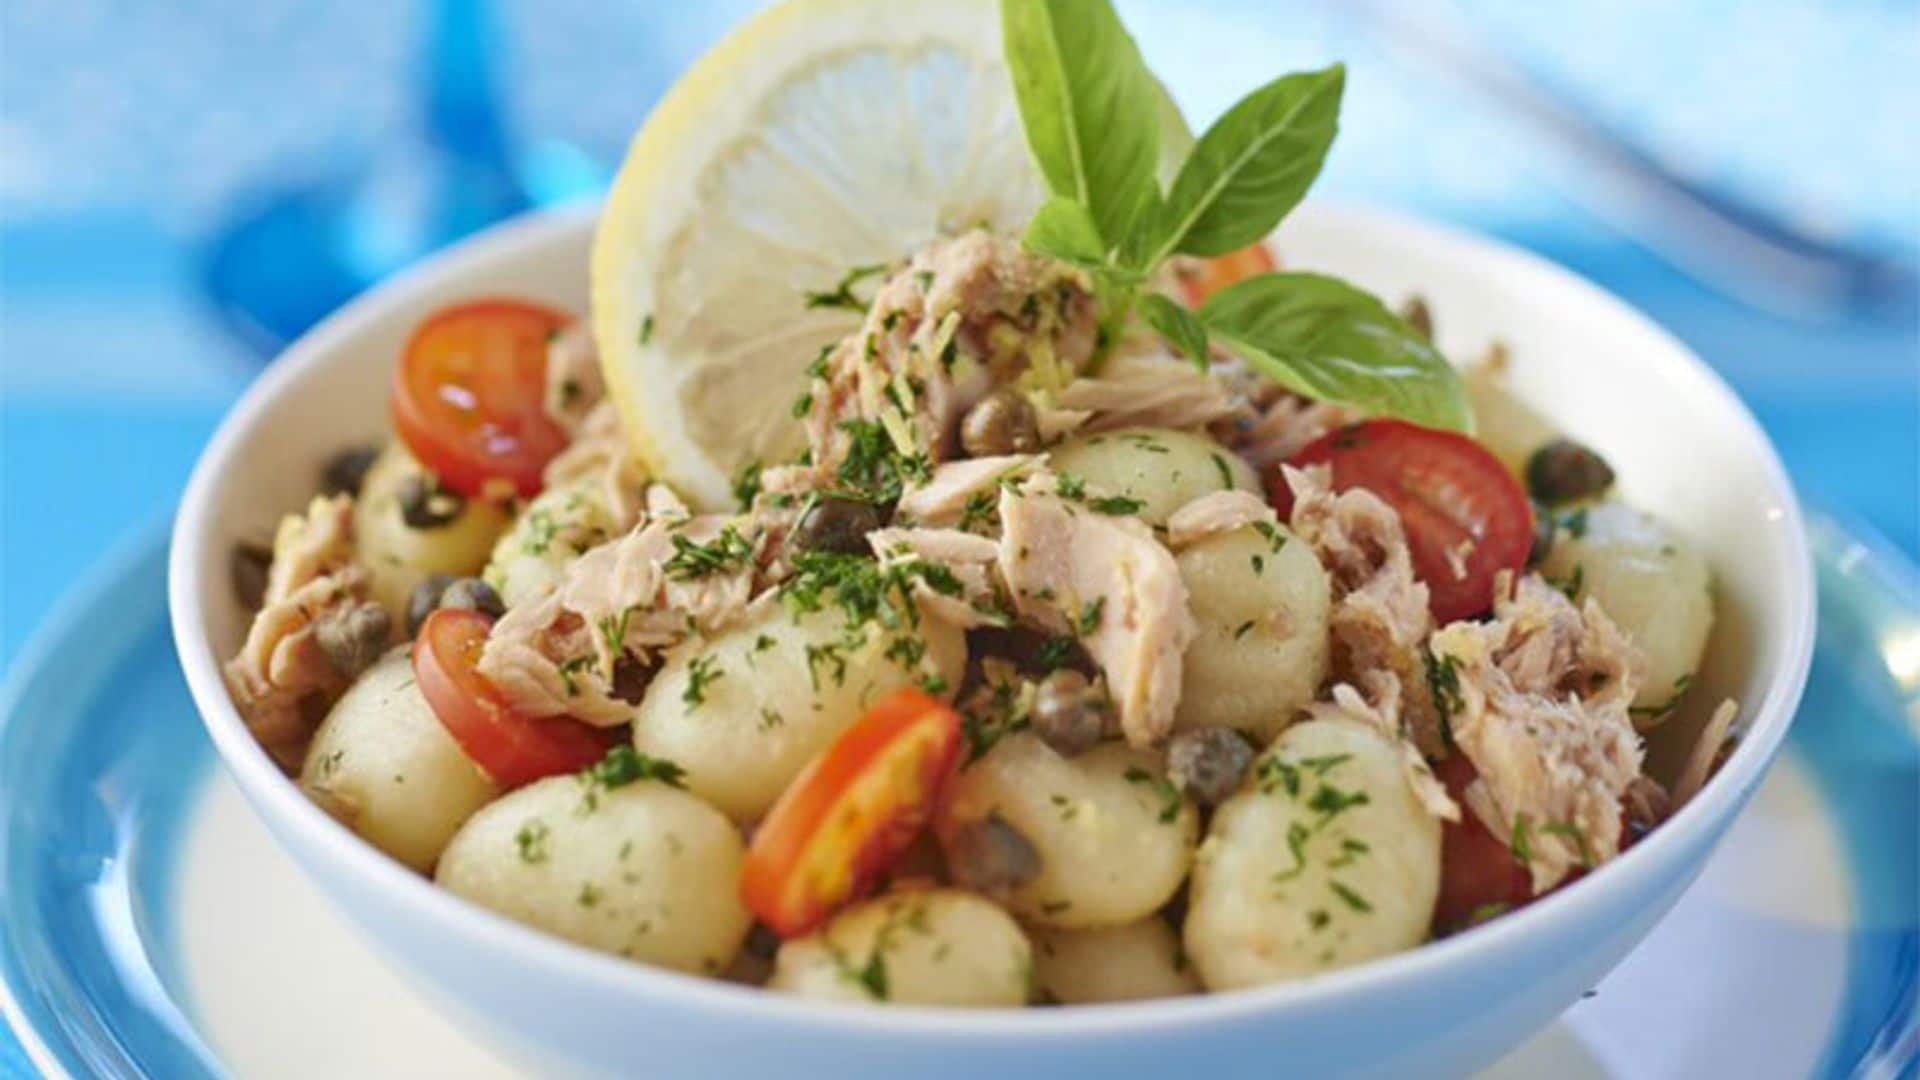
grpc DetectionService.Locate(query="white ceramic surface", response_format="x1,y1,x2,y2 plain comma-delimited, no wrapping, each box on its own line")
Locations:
167,202,1816,1079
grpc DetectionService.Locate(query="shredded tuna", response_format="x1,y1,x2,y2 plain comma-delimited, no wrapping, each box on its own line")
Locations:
542,401,649,530
803,231,1096,477
867,527,1005,629
1302,672,1461,822
1283,464,1438,750
477,504,780,723
1428,574,1646,891
996,484,1193,745
895,454,1040,528
1672,698,1740,806
223,495,378,770
1166,489,1275,549
543,322,605,435
1052,350,1243,435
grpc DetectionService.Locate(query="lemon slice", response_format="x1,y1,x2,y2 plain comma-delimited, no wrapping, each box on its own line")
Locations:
592,0,1048,510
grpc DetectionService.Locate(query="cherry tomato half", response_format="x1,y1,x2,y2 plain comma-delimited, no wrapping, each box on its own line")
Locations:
412,607,615,788
391,299,572,498
1175,241,1277,307
739,688,963,938
1431,754,1533,933
1273,419,1533,623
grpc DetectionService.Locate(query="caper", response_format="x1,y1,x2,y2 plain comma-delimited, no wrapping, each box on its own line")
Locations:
788,495,883,555
230,540,273,610
959,389,1041,457
440,577,505,619
1527,502,1556,567
1166,726,1253,807
397,473,465,529
1525,438,1615,506
945,812,1041,895
405,574,457,636
1399,295,1434,341
319,444,380,497
313,602,392,678
1029,669,1109,757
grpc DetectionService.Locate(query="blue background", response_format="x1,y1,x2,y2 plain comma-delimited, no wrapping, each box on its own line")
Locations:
2,0,1914,1074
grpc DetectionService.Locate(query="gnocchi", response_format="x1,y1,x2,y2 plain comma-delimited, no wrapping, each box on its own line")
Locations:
1030,919,1199,1004
1174,521,1331,740
300,647,498,872
631,600,966,823
1184,719,1441,991
1540,501,1714,726
936,733,1197,929
483,476,625,609
436,774,750,974
1047,426,1256,526
769,889,1031,1007
354,443,514,620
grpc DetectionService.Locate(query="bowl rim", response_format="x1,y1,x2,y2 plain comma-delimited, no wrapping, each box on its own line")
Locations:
168,199,1815,1037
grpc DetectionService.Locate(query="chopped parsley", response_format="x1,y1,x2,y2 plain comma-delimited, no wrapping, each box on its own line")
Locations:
1308,783,1370,820
803,263,887,312
1329,880,1373,913
1123,766,1184,824
1273,820,1312,883
958,490,997,533
577,883,603,907
582,746,685,790
1075,596,1106,637
683,654,725,709
1210,452,1236,489
1629,674,1695,719
514,820,550,864
1087,493,1146,516
830,418,930,503
638,313,654,345
556,655,592,697
1426,648,1464,725
663,525,754,580
1538,819,1595,867
1054,472,1088,500
1510,813,1535,867
731,460,764,508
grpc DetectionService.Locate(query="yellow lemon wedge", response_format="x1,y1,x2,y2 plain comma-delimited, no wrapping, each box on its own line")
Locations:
591,0,1049,510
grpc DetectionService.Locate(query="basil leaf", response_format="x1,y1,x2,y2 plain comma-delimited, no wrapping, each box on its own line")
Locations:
1133,65,1343,265
1139,293,1210,370
1023,196,1106,270
1001,0,1161,251
1199,272,1471,431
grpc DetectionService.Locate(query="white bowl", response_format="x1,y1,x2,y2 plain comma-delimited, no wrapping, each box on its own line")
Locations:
169,202,1815,1079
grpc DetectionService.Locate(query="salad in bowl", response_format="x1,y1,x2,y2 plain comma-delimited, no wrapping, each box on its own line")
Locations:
186,0,1793,1042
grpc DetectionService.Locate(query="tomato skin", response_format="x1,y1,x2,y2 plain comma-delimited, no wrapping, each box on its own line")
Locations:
740,689,963,938
1272,419,1533,624
411,608,615,788
1176,241,1278,307
1432,754,1534,932
391,299,572,498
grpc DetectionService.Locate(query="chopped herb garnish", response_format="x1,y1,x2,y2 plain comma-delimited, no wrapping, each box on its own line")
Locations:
1055,472,1087,500
582,745,686,790
1075,596,1106,636
1538,819,1594,867
1307,783,1370,821
1629,674,1695,719
1210,452,1236,489
1032,635,1077,672
577,883,602,907
683,655,725,709
638,313,655,345
1273,820,1312,882
1426,648,1464,725
1087,493,1146,515
663,525,754,580
803,263,887,312
1123,766,1184,824
731,460,764,508
1558,507,1589,539
514,820,550,864
1329,880,1373,913
1510,813,1535,866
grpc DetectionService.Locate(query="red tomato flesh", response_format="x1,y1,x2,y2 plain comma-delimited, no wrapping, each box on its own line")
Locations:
391,299,572,498
411,608,615,788
1432,754,1534,932
740,689,963,938
1176,241,1277,307
1273,419,1533,623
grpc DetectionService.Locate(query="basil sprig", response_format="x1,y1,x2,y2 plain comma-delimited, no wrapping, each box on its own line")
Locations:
1000,0,1470,431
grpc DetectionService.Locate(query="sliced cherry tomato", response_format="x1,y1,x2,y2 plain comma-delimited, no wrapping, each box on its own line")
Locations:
1175,241,1278,307
739,688,963,937
411,607,614,788
1272,419,1533,623
391,299,572,498
1431,754,1533,933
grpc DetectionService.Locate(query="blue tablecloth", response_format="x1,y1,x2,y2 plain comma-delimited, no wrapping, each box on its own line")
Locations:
3,1,1914,1074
